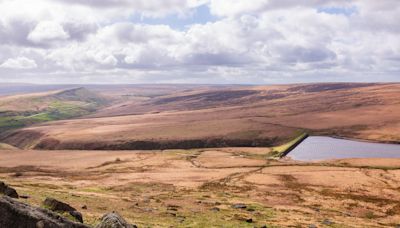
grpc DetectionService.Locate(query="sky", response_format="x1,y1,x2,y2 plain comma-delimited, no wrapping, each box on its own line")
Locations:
0,0,399,84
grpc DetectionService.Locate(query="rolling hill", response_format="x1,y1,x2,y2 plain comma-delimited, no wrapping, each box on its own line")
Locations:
0,87,108,132
1,83,400,227
1,83,399,150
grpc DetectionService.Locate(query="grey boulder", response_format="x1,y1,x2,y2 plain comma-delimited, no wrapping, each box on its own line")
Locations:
0,196,90,228
95,212,137,228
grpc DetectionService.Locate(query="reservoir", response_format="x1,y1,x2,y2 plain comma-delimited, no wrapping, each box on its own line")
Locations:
287,136,400,161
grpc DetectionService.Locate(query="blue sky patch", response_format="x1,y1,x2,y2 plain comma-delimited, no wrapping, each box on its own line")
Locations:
130,5,217,30
317,6,357,16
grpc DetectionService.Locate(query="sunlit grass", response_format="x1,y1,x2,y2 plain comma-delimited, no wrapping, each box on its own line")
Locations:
0,101,98,131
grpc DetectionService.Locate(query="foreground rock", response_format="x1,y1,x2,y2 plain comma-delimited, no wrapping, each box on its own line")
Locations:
0,196,90,228
95,212,137,228
43,197,83,223
44,197,77,212
0,181,19,198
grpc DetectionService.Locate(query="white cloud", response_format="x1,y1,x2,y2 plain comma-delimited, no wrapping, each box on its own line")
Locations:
209,0,268,17
208,0,351,17
0,57,37,69
0,0,399,83
27,21,70,44
56,0,208,17
93,52,118,66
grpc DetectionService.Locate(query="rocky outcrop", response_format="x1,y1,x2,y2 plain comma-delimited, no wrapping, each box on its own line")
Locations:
43,198,77,213
0,181,135,228
95,212,137,228
69,211,83,224
0,196,90,228
0,181,19,198
43,197,83,223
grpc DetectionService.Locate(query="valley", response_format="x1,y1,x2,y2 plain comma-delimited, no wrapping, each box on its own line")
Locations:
0,82,400,227
0,87,108,132
1,1,399,227
1,83,399,150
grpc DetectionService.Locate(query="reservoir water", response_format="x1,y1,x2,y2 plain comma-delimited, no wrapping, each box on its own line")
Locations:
287,136,400,161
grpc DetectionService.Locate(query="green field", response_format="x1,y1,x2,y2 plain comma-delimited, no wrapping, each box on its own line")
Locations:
0,102,98,131
0,88,106,131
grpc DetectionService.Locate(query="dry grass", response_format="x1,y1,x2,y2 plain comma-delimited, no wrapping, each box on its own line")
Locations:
1,83,400,227
1,148,400,227
3,83,399,150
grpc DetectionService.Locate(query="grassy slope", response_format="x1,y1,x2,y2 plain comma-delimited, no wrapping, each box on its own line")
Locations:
3,83,400,150
0,88,107,131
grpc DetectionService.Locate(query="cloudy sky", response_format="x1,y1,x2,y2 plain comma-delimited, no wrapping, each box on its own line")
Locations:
0,0,399,84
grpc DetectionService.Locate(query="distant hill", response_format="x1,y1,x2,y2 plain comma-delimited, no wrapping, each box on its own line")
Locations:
2,83,399,150
0,87,108,132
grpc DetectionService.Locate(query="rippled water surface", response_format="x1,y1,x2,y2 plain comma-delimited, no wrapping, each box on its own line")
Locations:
287,136,400,161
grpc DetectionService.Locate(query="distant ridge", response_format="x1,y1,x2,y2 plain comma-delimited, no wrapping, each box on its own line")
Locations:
51,87,108,105
3,83,398,150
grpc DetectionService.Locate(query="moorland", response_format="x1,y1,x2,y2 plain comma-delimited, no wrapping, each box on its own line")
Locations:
1,83,400,227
